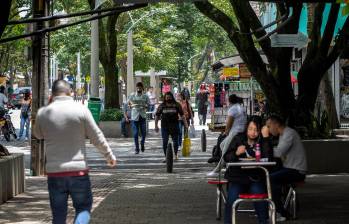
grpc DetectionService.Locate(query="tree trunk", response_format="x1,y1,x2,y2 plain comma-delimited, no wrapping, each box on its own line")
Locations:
103,61,119,109
99,13,119,109
0,0,12,38
317,71,339,129
24,69,31,86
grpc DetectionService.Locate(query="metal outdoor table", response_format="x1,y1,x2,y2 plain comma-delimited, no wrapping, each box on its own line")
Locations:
226,161,277,224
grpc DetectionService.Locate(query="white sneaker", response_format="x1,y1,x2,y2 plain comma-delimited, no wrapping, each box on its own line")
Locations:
276,213,287,222
206,171,219,178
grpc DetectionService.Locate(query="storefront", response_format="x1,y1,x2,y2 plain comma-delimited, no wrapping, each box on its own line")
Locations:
209,55,267,131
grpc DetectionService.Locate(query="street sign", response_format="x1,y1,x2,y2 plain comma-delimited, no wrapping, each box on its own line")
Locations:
270,32,308,48
113,0,205,3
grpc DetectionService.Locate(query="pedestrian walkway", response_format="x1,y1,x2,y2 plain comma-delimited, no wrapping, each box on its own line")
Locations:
1,129,349,223
0,129,218,224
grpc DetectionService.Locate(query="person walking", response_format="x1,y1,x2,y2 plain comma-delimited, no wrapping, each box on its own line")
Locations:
128,82,150,154
196,84,209,125
155,92,188,161
17,90,31,141
177,92,194,149
146,86,157,119
0,86,8,110
33,80,116,224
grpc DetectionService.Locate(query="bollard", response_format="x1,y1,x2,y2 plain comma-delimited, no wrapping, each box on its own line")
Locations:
201,129,206,152
166,143,173,173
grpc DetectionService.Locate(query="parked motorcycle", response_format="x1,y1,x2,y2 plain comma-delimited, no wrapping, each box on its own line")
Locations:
0,107,17,141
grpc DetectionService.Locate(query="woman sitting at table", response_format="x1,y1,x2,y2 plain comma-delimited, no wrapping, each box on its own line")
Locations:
223,116,273,224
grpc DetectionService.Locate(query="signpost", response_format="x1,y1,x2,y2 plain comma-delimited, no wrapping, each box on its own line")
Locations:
270,32,308,48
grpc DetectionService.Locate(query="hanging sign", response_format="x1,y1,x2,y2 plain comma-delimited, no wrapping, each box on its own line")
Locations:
223,67,239,78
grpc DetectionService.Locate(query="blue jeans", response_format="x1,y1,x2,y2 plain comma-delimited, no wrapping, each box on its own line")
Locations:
131,117,146,152
47,175,93,224
121,118,130,137
270,168,305,214
178,121,183,147
18,116,30,138
161,127,179,156
224,181,268,224
148,104,155,119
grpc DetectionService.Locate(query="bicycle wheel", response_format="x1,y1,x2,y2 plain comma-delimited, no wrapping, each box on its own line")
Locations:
166,143,173,173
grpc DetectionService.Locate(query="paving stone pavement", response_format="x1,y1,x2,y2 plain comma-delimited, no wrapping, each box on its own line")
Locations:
1,128,349,224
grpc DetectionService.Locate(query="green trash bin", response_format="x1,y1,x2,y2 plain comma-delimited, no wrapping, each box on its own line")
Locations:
88,97,102,123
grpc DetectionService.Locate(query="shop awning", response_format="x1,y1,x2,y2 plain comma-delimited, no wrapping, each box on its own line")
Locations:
211,53,268,71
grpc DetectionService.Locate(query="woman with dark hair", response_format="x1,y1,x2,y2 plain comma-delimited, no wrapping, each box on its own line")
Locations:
195,84,209,125
18,91,31,141
177,92,194,149
155,92,188,161
223,116,273,224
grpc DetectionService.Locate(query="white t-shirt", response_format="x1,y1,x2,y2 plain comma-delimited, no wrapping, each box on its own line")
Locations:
227,103,247,134
147,91,156,105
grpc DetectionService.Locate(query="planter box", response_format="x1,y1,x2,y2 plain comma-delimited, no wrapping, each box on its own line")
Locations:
99,121,132,138
0,153,25,204
303,139,349,174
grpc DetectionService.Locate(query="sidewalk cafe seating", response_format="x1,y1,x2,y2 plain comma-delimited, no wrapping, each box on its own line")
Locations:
283,181,305,220
228,162,276,224
207,178,228,220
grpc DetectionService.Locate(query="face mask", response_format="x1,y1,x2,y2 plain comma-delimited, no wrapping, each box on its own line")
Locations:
137,89,142,94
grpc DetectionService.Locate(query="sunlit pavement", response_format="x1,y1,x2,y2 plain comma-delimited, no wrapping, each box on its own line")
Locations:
1,113,349,223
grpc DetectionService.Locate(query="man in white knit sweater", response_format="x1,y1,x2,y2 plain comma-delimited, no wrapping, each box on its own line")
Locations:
34,80,116,224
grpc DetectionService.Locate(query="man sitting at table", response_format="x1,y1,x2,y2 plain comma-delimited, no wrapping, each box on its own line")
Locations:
266,115,307,221
223,116,273,224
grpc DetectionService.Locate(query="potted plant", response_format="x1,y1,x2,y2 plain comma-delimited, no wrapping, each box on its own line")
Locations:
98,108,124,138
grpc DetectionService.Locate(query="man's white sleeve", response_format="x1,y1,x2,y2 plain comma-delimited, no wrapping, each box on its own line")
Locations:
33,109,44,139
83,107,116,162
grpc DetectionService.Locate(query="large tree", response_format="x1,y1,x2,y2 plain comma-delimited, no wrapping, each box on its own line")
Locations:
88,0,146,109
195,1,349,133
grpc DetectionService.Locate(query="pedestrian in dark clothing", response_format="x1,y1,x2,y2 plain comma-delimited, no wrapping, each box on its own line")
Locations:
196,84,209,125
155,92,188,161
223,116,273,224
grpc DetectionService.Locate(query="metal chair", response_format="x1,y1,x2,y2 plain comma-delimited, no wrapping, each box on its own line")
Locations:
231,166,276,224
283,181,305,219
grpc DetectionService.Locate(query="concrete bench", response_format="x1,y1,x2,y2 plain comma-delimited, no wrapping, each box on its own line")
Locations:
0,153,25,204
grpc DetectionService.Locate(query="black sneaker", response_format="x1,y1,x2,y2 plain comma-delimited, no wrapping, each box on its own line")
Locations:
141,145,145,152
207,157,220,163
135,150,140,154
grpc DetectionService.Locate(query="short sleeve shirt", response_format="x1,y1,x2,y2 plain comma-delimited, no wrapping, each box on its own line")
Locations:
227,104,247,134
156,102,184,130
128,93,150,121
